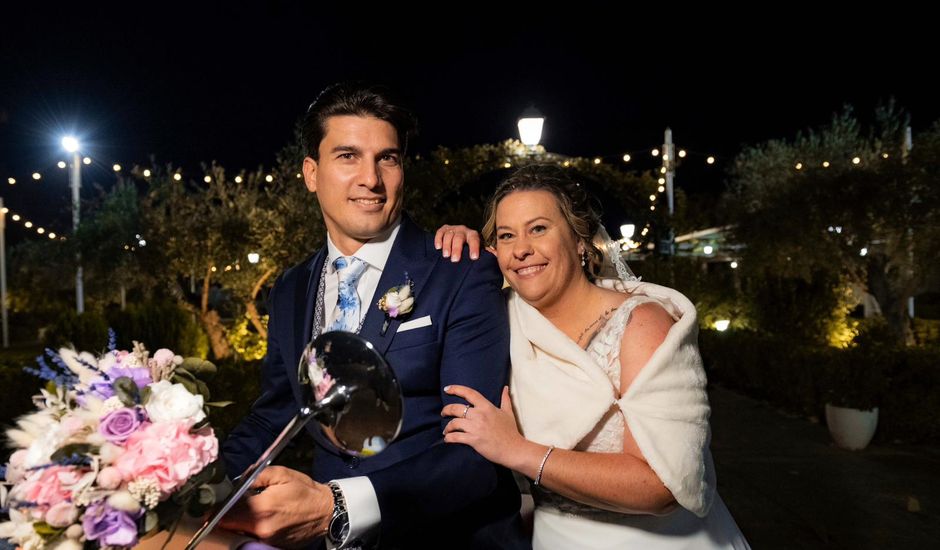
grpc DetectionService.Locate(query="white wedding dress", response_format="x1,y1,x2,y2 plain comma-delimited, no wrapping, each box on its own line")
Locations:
508,284,750,550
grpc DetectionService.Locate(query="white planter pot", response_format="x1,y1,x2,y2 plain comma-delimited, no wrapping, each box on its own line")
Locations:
825,403,879,450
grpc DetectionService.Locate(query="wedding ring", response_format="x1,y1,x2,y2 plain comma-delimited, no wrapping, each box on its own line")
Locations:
461,404,471,419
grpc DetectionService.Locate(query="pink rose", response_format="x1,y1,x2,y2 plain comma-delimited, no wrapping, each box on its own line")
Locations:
113,421,218,496
46,501,80,528
97,466,123,490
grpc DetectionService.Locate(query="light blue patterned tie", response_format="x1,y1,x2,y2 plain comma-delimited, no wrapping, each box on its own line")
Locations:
330,256,368,333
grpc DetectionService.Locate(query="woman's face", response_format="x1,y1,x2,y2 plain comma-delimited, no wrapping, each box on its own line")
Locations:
493,190,585,309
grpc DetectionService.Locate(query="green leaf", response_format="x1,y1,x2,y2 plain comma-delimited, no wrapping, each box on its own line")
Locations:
195,379,211,401
181,357,218,380
32,521,65,541
140,385,153,405
113,376,140,407
142,510,160,535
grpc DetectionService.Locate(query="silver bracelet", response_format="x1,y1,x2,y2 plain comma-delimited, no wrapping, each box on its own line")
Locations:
534,445,555,486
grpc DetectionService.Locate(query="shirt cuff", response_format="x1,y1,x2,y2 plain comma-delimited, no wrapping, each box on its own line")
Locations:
327,476,380,549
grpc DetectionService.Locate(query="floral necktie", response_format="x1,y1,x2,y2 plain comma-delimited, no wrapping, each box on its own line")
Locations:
330,256,367,333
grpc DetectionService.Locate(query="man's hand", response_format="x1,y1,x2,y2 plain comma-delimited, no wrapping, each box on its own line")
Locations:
434,224,482,262
218,466,333,549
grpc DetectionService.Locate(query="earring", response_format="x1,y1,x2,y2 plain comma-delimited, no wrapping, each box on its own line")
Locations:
581,251,587,267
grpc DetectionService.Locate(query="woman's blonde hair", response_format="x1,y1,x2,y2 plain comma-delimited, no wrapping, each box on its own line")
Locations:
482,164,604,279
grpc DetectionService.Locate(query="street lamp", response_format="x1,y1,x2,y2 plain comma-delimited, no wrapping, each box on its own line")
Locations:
62,135,84,313
517,106,545,149
620,224,636,240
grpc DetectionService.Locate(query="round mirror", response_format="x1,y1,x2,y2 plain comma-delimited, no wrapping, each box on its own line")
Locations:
186,332,403,549
299,331,403,457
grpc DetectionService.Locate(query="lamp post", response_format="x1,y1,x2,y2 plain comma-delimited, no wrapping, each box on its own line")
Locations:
62,136,84,314
1,197,8,347
660,128,676,256
517,106,545,152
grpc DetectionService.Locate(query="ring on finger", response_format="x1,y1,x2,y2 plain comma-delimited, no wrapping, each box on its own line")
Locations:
461,404,471,419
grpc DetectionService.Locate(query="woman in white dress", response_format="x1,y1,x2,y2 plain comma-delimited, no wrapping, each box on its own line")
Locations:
440,165,749,549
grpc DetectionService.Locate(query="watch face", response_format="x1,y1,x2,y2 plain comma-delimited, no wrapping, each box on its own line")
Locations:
329,512,349,542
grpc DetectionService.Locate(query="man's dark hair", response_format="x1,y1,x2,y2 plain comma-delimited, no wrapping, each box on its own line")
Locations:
301,82,417,160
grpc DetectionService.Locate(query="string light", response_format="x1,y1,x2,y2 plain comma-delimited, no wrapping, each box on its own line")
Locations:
593,157,601,165
204,176,212,183
113,164,122,172
622,154,631,162
852,157,861,165
143,169,151,177
795,162,803,170
822,161,830,168
57,161,67,169
82,157,91,165
6,178,14,185
706,156,715,165
173,173,182,181
32,173,41,180
658,185,665,192
651,148,660,157
234,176,243,183
265,175,274,182
678,150,687,158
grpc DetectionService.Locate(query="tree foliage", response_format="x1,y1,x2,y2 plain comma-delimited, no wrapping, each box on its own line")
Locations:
728,103,940,343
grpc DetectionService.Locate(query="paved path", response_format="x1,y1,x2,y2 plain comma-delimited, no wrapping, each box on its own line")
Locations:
709,385,940,549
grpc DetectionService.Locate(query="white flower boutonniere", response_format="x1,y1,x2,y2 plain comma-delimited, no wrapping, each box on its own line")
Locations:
377,275,415,335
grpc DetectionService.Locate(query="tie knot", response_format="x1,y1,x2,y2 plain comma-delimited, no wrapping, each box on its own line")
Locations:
333,256,366,281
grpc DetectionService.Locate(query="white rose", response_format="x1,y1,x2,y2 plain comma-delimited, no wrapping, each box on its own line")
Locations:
144,380,206,423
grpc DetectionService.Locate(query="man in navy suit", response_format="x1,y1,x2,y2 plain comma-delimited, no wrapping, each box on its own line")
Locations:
220,82,527,549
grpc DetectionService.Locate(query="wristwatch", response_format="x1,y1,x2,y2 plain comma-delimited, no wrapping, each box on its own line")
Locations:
326,481,350,545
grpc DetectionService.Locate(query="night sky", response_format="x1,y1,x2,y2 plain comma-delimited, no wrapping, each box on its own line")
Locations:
1,5,936,241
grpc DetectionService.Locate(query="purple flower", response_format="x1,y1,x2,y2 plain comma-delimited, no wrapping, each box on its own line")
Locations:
99,408,145,444
87,376,116,400
86,365,152,402
82,501,140,547
109,365,153,389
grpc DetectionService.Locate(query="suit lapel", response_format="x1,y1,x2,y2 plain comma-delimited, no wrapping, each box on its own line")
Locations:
359,215,436,356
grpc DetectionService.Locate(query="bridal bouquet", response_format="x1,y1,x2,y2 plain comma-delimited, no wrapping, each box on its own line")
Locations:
0,332,228,550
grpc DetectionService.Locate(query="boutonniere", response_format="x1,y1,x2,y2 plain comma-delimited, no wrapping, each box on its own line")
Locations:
377,275,415,335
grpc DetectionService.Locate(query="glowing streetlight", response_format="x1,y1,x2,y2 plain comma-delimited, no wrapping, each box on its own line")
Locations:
517,105,545,148
62,136,84,313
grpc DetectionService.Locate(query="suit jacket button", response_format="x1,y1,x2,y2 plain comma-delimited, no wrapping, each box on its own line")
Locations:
348,456,360,468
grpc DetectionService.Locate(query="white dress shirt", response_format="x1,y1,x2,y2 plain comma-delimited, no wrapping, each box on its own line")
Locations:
322,219,401,548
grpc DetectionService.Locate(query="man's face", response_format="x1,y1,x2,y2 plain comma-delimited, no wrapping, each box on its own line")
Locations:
303,115,404,254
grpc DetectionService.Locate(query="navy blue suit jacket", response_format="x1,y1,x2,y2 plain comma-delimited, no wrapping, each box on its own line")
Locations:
223,216,528,549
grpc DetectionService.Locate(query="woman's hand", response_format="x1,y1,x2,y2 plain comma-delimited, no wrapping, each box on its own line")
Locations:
434,225,482,262
442,385,528,468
